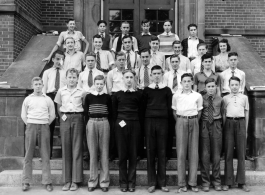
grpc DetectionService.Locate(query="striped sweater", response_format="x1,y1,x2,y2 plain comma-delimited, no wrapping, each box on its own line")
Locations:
158,32,179,55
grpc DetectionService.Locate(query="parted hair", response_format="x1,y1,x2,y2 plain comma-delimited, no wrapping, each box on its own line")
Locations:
181,73,193,81
229,76,241,84
217,39,231,52
94,75,105,83
51,50,65,59
66,68,79,78
205,78,216,86
31,77,43,85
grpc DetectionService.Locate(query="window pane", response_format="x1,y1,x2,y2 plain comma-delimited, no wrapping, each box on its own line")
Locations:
145,10,157,21
109,21,121,33
122,9,133,20
128,21,134,32
158,21,164,33
149,21,157,33
158,10,169,21
109,10,121,20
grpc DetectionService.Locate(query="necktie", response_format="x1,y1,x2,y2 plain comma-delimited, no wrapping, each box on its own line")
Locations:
144,66,149,87
88,70,93,87
55,68,60,91
127,51,131,69
155,84,159,89
100,33,104,39
232,70,235,77
208,96,214,124
173,70,178,91
96,51,101,70
200,61,204,72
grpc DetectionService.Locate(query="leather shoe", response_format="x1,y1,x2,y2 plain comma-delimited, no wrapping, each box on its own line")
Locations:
128,188,135,192
202,186,209,192
70,182,78,191
88,187,95,192
121,188,127,192
22,183,30,191
239,184,250,192
178,186,187,192
161,187,169,192
214,185,222,191
101,187,108,192
191,186,199,192
46,184,53,192
148,186,156,193
222,185,229,191
62,182,71,191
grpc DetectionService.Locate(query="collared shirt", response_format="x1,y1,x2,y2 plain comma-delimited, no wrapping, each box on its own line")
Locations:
213,54,229,72
21,93,55,125
54,86,85,112
57,30,85,51
172,90,203,116
98,32,106,38
141,32,151,36
64,50,84,72
94,49,114,69
163,69,185,93
157,32,180,55
137,64,152,89
166,54,191,73
122,50,141,69
111,35,139,52
122,87,135,92
220,68,246,93
222,93,249,117
194,71,221,93
187,36,199,58
77,67,106,93
150,50,165,70
191,56,215,75
106,67,125,93
42,67,67,93
202,94,222,120
91,90,106,96
148,82,166,89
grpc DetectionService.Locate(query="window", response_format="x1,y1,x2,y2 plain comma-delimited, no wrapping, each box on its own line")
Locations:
145,10,169,35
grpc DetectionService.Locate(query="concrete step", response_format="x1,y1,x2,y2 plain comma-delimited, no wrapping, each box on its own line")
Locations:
0,170,264,186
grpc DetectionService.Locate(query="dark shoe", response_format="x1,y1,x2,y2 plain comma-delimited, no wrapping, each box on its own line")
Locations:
128,188,135,192
121,188,127,192
88,187,95,192
101,187,108,192
177,186,187,193
190,186,199,192
22,183,30,191
214,185,222,191
46,184,53,192
161,187,169,192
62,182,71,191
83,154,89,161
148,186,156,193
70,182,78,191
222,185,229,191
202,186,209,192
239,184,250,192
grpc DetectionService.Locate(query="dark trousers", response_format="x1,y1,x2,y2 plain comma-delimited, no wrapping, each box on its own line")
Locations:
115,119,140,188
60,113,84,183
145,118,168,187
199,120,222,187
224,118,246,185
137,89,145,158
110,94,118,159
167,112,175,159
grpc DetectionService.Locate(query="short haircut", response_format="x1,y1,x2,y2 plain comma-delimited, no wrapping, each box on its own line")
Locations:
31,77,43,84
151,65,162,72
51,50,65,59
65,36,75,43
140,48,151,56
217,39,231,52
94,75,105,83
229,76,240,85
201,53,213,62
66,18,75,24
122,69,136,76
228,52,238,58
97,20,107,26
122,35,132,41
115,51,126,60
150,35,159,42
163,19,173,25
93,34,103,41
170,54,180,61
141,19,150,25
181,73,193,81
66,68,79,78
85,52,96,59
187,23,197,30
197,42,208,50
172,40,181,47
205,78,216,86
121,21,130,26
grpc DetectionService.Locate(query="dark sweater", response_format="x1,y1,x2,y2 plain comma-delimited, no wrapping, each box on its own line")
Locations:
142,87,172,118
136,34,152,53
84,93,112,124
102,33,111,51
112,90,142,121
181,38,204,57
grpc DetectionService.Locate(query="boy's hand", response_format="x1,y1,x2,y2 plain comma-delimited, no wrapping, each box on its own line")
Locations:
42,56,51,62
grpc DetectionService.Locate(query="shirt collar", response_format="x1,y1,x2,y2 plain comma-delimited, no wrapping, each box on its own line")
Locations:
62,85,82,92
66,30,76,34
99,32,105,36
142,64,151,69
181,90,193,94
115,67,125,73
162,31,173,35
91,90,105,96
94,49,102,53
204,93,216,100
151,50,158,55
188,36,198,40
201,70,215,75
123,87,135,92
141,32,151,36
87,67,97,72
66,50,77,55
148,82,166,89
29,93,46,97
229,68,238,72
52,65,62,70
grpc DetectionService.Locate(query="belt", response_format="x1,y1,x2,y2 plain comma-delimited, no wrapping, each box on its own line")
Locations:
177,115,197,119
90,117,107,121
227,117,245,120
62,112,83,115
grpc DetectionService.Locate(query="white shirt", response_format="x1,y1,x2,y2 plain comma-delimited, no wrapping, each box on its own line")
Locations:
57,30,85,51
150,50,165,70
106,67,125,93
122,50,141,69
191,56,215,75
166,54,191,73
122,87,135,92
111,35,139,52
187,36,199,58
163,69,185,93
94,49,114,70
148,82,166,89
137,64,152,89
64,50,84,72
91,90,106,96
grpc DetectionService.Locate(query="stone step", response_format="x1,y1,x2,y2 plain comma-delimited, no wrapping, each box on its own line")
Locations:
0,170,264,186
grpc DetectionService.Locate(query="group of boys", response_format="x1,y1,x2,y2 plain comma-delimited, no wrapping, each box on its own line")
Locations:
20,18,250,193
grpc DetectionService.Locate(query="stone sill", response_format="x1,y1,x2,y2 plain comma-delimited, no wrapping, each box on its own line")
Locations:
206,28,265,36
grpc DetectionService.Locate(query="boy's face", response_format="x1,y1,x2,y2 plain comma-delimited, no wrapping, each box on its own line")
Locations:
198,45,207,56
123,72,134,87
228,56,238,70
86,56,96,69
121,23,130,35
181,77,193,91
98,23,106,33
66,72,78,87
65,39,75,50
116,55,126,69
163,21,172,33
151,69,162,84
123,37,133,51
67,20,75,31
93,37,103,50
205,82,216,96
32,80,43,94
189,26,197,37
142,22,150,33
52,53,64,68
149,40,159,51
202,58,212,70
229,80,240,93
94,79,105,92
219,42,227,53
141,51,150,66
173,43,182,55
171,57,180,70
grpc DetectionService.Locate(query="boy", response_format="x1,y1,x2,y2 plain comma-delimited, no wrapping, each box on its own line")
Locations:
111,21,138,57
84,75,112,192
194,53,221,96
93,34,115,73
181,24,204,61
21,77,55,192
96,20,113,51
136,19,153,53
42,50,66,158
143,65,172,193
157,19,179,58
137,49,152,91
64,37,84,72
149,36,165,70
222,76,250,192
43,18,89,62
199,78,223,192
54,68,85,191
172,73,203,192
166,40,191,73
220,52,245,96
